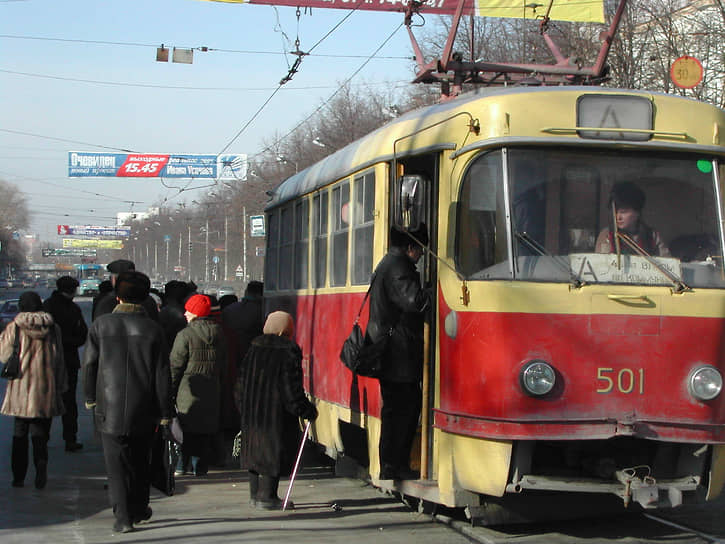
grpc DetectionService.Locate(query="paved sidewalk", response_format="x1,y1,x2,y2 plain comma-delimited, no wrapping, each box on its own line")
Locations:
0,391,469,544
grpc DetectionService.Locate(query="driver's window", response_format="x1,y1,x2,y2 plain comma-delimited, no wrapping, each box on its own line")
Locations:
456,150,510,279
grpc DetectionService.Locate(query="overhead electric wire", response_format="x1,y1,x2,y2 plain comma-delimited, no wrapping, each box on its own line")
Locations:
0,170,145,204
217,10,396,156
217,7,362,155
0,69,409,91
250,22,405,166
0,34,410,59
0,129,136,153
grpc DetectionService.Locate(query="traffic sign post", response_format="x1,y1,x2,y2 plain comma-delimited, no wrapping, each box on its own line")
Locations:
671,56,703,89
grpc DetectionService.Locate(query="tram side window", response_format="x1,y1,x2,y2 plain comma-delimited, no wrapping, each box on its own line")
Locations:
352,171,375,285
312,192,328,288
265,210,279,291
294,199,309,289
279,205,294,290
331,182,350,286
456,150,511,279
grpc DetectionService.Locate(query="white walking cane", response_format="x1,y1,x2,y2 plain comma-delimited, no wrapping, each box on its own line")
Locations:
283,420,311,511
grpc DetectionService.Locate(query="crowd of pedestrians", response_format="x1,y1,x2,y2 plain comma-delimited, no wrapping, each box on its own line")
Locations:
0,259,316,534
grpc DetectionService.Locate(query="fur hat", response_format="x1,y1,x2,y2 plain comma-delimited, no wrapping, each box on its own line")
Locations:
107,259,136,274
390,223,429,248
115,271,150,303
56,275,79,294
18,291,43,312
184,294,211,317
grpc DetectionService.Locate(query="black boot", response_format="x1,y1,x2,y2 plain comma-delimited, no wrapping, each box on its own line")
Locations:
256,475,290,510
32,437,48,489
11,436,28,487
248,471,259,507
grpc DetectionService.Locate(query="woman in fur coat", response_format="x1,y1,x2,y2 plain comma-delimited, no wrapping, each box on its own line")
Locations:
238,311,317,510
0,291,67,489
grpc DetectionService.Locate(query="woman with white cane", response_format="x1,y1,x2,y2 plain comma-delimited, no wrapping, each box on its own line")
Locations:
238,311,317,510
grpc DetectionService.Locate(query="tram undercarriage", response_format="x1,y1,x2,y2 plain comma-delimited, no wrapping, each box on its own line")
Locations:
507,438,708,509
323,408,713,525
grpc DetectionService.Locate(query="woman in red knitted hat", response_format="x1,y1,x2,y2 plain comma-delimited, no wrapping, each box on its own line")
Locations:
169,294,227,476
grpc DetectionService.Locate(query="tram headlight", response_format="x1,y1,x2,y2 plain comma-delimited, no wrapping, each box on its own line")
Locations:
689,365,723,401
520,360,556,397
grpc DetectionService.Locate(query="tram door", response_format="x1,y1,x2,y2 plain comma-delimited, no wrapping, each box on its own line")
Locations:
392,154,438,480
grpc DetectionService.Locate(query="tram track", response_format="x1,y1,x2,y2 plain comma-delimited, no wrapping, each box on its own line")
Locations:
644,513,725,544
430,509,725,544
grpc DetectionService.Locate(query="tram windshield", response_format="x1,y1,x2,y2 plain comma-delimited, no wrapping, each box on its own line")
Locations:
456,147,725,288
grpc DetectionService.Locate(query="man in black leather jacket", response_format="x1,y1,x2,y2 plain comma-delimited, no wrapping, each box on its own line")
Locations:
368,225,430,481
83,271,172,534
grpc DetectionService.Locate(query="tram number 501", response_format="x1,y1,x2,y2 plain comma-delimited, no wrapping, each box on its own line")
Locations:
596,368,644,394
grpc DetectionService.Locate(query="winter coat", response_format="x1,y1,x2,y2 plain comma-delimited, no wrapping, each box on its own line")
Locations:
83,303,172,436
221,295,264,429
42,291,88,370
595,223,671,257
221,296,264,365
367,247,430,383
170,317,227,434
0,312,67,418
159,300,187,349
239,334,317,477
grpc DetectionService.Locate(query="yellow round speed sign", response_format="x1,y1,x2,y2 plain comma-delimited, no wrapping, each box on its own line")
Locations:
670,56,703,89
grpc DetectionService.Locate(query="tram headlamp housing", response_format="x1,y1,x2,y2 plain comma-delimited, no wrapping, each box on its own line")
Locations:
520,360,556,397
689,365,723,401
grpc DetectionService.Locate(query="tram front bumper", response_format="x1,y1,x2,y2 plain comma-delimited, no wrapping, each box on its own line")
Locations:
506,474,701,508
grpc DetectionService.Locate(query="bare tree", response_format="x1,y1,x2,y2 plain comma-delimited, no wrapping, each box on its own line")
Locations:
0,178,30,275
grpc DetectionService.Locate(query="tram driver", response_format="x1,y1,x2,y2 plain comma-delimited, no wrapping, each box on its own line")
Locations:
594,181,671,257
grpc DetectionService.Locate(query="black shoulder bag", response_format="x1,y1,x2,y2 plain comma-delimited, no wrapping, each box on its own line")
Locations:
1,325,21,380
339,274,391,378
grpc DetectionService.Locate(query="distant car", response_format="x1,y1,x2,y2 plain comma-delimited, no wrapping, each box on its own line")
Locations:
217,286,237,298
0,299,20,331
79,279,101,296
20,278,34,288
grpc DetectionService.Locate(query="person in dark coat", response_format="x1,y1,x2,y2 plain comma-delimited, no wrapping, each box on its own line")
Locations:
0,291,67,489
91,280,112,318
239,311,317,510
83,271,172,534
92,260,159,322
368,225,430,481
170,294,227,477
42,276,88,452
158,280,191,348
221,281,264,431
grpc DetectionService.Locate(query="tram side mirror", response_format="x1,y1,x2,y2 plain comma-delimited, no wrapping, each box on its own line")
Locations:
394,174,427,231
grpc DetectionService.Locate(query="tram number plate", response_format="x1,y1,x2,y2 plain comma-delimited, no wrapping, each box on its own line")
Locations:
596,368,644,394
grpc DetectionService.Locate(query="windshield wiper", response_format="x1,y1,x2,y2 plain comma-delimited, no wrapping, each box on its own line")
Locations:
514,231,585,288
615,231,691,294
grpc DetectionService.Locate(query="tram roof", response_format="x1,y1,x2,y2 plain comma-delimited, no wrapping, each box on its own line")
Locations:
265,86,716,210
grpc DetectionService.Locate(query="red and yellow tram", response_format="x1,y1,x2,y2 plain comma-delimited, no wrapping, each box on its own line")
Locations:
262,86,725,522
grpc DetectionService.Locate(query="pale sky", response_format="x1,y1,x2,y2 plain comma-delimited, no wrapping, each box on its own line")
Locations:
0,0,416,241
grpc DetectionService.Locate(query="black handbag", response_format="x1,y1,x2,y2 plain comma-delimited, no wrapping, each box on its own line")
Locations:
150,426,178,496
1,325,21,380
339,276,391,378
